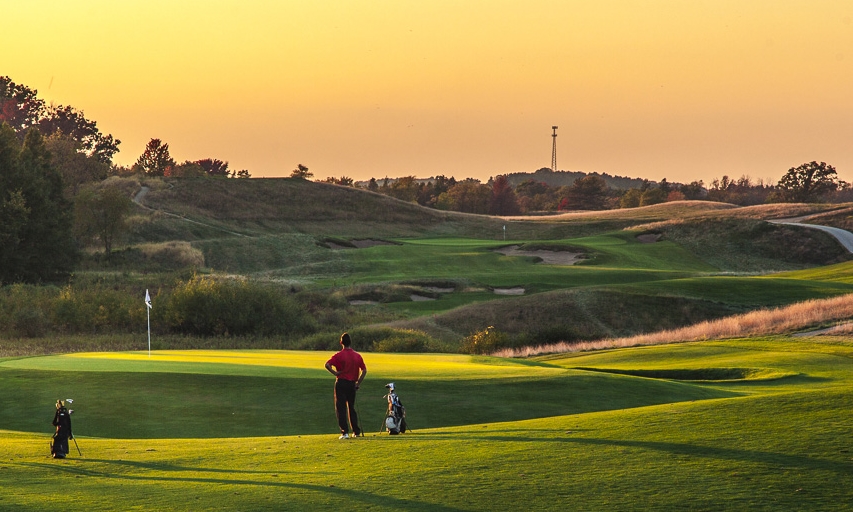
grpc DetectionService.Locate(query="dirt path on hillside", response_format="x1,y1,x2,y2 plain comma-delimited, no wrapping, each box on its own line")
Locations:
133,186,249,237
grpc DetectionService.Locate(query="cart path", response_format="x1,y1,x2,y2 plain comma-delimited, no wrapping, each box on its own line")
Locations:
769,218,853,253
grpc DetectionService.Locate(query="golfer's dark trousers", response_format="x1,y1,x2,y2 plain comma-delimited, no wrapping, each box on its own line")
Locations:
334,378,360,435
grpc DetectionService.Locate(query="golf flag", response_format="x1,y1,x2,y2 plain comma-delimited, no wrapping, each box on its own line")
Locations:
145,289,152,309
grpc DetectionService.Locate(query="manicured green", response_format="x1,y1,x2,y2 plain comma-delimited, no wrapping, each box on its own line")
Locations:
2,339,852,510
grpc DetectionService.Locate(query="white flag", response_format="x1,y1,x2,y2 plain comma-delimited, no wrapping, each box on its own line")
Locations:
145,289,152,309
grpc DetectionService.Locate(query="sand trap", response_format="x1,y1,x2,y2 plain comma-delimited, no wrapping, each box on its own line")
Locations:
410,294,436,301
348,300,379,305
494,246,583,265
423,286,454,293
493,287,525,295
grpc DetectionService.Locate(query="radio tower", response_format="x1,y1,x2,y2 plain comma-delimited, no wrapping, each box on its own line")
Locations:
551,126,558,171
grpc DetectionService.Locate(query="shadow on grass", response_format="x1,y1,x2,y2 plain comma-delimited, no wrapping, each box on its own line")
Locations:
411,432,853,475
22,461,467,512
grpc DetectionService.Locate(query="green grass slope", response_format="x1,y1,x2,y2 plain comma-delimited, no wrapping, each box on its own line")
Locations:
2,339,852,510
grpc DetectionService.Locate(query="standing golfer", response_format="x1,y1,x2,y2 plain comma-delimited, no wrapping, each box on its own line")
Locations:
51,400,73,459
324,332,367,439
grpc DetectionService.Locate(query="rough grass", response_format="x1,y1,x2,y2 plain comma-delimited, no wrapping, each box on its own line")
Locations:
631,217,851,271
496,293,853,357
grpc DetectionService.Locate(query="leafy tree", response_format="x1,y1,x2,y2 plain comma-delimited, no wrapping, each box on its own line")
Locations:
0,77,43,132
708,175,776,205
290,164,313,179
233,169,251,179
640,187,667,206
74,185,133,259
564,175,608,210
619,188,642,208
489,175,520,215
196,158,229,177
1,76,120,162
367,178,379,192
679,180,705,200
38,104,120,163
171,160,206,177
515,179,559,212
134,138,175,176
771,161,840,203
387,176,420,202
436,179,491,214
322,176,354,186
0,125,78,283
44,132,109,195
620,185,667,208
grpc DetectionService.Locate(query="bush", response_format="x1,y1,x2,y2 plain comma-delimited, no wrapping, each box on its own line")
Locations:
460,326,508,354
342,327,443,353
161,275,314,336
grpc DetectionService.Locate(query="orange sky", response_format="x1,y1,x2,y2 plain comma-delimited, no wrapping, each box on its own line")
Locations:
4,1,852,184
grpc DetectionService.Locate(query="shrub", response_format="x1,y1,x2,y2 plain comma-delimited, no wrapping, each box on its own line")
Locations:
161,275,314,336
460,326,508,354
343,327,444,353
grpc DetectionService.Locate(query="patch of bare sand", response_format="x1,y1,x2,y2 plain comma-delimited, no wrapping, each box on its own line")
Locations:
494,245,583,265
493,287,525,295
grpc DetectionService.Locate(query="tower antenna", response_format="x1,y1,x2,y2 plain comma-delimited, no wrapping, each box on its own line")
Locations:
551,126,558,171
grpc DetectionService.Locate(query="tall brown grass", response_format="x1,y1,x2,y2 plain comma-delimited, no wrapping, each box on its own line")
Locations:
494,293,853,357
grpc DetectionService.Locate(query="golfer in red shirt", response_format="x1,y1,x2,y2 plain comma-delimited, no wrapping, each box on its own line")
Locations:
325,332,367,439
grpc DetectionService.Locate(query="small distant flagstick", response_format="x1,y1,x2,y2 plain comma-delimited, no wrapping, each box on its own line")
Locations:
145,289,152,357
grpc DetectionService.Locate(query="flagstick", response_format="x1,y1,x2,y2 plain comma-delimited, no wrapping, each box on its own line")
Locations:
145,289,152,358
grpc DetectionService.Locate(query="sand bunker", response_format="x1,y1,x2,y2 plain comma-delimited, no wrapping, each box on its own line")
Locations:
423,286,454,293
493,287,525,295
494,245,583,265
348,300,379,305
410,294,436,301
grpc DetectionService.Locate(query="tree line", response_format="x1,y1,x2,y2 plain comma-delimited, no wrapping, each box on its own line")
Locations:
316,161,848,215
1,76,260,283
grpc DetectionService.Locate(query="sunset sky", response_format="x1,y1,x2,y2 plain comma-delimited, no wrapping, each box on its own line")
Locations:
4,1,852,184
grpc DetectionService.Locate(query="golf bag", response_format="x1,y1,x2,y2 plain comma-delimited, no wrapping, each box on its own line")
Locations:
383,382,407,435
51,401,73,459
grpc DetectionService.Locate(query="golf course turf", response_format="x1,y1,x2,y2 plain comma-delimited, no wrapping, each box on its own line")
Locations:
2,339,852,511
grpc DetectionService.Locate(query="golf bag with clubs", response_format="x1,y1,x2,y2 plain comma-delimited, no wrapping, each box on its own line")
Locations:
50,399,74,459
383,382,407,435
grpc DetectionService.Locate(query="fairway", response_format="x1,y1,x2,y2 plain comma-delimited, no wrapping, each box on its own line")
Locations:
2,340,852,511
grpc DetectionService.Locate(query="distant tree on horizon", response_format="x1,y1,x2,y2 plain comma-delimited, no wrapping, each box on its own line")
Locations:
134,138,175,176
489,175,520,215
290,164,313,179
563,175,608,210
770,162,842,203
